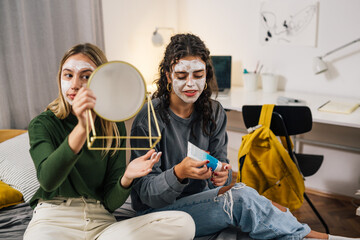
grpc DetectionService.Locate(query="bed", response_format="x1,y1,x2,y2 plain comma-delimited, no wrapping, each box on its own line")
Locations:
0,129,250,240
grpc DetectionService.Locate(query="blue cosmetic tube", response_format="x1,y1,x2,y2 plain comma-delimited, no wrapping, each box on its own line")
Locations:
187,142,222,172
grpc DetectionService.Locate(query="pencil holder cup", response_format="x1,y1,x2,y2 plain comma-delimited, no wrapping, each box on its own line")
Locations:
243,73,258,91
261,73,278,93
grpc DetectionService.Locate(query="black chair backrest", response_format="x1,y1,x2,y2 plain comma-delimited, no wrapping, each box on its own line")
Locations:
242,105,313,136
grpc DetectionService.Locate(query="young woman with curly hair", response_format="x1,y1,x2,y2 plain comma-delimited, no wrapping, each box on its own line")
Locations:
130,34,355,240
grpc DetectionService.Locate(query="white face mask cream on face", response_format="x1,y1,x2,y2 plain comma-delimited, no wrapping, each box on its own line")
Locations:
61,59,95,105
61,79,73,105
171,59,206,104
62,59,95,73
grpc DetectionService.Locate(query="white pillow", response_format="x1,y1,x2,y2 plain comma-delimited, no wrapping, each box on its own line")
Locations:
0,132,39,202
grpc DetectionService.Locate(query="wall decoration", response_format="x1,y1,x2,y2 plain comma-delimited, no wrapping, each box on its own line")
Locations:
259,0,318,46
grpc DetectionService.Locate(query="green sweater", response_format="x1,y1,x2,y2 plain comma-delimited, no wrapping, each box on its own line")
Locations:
28,110,130,212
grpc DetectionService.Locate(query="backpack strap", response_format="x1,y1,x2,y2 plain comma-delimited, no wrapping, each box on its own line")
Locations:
280,136,294,151
259,105,294,150
258,104,275,128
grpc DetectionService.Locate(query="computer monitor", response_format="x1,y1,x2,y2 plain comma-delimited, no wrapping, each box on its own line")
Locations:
211,55,231,92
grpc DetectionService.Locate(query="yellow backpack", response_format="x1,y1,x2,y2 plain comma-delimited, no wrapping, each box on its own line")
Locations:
236,104,305,211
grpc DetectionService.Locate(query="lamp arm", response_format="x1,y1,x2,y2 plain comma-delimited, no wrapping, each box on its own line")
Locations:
156,27,174,31
154,27,174,34
322,38,360,58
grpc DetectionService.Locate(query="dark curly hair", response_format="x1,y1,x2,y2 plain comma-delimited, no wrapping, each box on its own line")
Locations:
152,33,218,136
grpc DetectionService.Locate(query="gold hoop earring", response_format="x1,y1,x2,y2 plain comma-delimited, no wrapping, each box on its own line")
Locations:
167,83,172,92
204,82,207,90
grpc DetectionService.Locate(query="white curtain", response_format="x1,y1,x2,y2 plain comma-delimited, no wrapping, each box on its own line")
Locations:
0,0,105,129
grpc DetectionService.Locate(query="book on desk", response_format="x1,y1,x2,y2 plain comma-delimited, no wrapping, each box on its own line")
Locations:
318,100,360,114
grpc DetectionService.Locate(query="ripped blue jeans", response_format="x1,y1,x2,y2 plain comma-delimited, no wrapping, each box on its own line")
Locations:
139,183,311,239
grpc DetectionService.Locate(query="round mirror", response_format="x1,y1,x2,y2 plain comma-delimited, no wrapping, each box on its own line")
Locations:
88,61,146,122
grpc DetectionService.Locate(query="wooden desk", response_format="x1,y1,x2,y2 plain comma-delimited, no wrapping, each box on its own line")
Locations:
214,87,360,129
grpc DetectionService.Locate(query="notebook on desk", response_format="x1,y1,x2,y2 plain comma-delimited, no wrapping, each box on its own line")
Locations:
211,55,231,97
318,100,360,114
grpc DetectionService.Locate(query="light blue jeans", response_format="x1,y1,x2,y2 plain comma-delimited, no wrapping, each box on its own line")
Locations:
139,183,311,239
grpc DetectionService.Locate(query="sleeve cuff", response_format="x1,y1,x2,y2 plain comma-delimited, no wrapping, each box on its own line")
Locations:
119,176,134,190
164,167,189,192
115,177,133,195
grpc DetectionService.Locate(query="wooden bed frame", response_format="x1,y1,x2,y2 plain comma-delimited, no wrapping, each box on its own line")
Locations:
0,129,27,143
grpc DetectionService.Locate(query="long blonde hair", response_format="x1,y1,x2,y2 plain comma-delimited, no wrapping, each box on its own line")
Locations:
47,43,120,156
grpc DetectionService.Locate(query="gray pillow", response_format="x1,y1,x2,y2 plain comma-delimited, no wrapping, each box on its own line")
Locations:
0,132,39,202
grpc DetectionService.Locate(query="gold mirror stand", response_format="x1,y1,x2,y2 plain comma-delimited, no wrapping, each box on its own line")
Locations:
86,93,161,150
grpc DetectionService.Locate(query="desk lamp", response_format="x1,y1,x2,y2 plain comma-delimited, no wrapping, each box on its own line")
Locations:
313,37,360,74
152,27,174,47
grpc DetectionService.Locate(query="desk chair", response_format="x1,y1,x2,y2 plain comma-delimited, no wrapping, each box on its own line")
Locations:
242,105,330,234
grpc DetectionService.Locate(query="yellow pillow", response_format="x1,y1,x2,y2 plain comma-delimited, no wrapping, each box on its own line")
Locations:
0,180,24,209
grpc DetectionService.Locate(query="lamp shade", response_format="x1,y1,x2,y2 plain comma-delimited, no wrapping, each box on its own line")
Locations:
313,57,328,74
312,38,360,75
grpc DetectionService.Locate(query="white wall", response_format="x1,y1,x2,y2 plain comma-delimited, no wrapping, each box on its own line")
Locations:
101,0,360,197
101,0,178,87
102,0,360,97
177,0,360,99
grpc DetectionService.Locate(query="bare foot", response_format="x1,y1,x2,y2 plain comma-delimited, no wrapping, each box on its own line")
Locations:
306,230,328,239
271,201,287,212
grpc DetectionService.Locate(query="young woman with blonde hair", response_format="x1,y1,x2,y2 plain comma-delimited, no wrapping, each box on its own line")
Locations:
24,43,195,240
